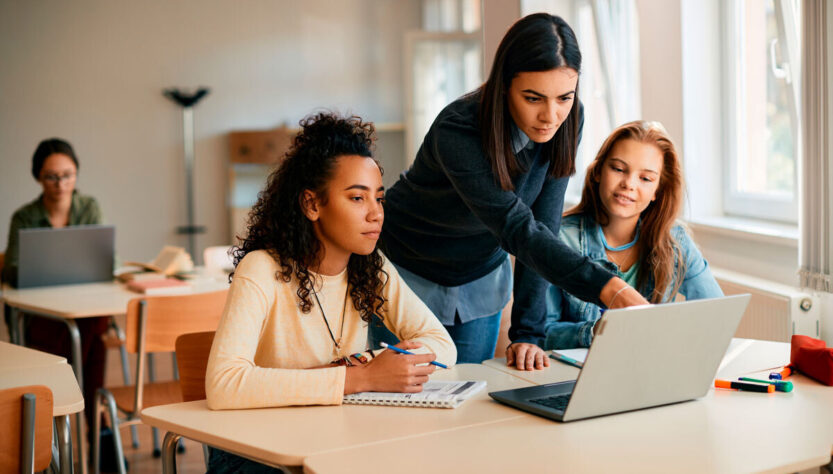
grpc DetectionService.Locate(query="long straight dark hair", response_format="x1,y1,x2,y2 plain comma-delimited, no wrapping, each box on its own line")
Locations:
479,13,582,190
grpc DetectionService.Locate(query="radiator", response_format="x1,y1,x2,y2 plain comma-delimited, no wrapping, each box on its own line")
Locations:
711,268,820,342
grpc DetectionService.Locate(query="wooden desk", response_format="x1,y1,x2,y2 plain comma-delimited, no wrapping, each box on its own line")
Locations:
304,373,833,473
305,340,833,474
1,277,227,474
0,340,67,369
0,360,84,474
141,364,532,472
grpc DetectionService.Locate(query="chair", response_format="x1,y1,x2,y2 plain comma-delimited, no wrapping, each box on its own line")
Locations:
175,331,216,469
92,289,228,474
175,331,215,403
0,385,53,473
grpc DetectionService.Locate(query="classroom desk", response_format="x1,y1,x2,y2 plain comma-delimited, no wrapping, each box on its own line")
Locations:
0,277,227,474
0,360,85,474
305,340,833,474
303,371,833,473
0,340,67,369
141,364,533,473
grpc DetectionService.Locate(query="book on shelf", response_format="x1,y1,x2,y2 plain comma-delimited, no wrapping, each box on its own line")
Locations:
120,246,194,279
342,380,486,408
126,278,191,295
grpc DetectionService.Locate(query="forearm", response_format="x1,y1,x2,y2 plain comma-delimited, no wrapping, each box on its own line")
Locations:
543,320,595,350
206,363,346,409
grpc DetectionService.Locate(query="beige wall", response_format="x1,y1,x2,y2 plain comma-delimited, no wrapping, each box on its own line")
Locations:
0,0,419,263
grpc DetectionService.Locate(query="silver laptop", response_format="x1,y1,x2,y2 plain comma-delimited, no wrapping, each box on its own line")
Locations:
489,294,750,422
17,225,115,288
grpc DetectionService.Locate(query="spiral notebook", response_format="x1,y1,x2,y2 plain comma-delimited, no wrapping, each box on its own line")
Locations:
343,380,486,408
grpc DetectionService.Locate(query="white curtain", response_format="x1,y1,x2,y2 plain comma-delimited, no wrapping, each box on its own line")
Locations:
799,0,832,292
591,0,641,126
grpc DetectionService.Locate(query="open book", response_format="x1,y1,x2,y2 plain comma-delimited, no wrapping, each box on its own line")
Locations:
121,246,194,277
343,380,486,408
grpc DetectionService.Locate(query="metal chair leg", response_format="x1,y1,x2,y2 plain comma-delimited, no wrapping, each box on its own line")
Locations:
161,432,182,474
22,393,36,474
109,316,139,449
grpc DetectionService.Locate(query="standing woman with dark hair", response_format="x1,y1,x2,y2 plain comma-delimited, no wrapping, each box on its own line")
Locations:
375,13,649,369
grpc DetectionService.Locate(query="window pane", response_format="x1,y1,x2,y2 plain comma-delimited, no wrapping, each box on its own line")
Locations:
412,39,482,156
736,0,798,199
567,1,613,202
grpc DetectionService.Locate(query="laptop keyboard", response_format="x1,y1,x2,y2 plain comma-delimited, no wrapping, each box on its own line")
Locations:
529,394,571,411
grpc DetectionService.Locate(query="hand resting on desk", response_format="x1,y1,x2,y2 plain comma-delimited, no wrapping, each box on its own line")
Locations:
344,341,436,394
506,342,550,371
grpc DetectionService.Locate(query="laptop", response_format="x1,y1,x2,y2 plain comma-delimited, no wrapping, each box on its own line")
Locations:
17,225,115,288
489,294,750,422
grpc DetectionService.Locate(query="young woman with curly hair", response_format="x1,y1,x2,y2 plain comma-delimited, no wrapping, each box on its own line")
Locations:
543,121,723,350
205,112,456,472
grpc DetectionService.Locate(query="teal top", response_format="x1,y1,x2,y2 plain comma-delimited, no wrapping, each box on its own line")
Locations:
620,261,640,288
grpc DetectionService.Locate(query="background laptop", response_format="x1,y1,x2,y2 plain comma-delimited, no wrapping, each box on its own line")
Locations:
17,225,115,288
489,294,750,422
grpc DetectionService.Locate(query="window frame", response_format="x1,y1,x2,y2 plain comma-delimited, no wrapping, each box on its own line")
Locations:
721,0,801,224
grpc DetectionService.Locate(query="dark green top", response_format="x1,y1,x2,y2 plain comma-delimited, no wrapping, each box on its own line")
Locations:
2,191,102,285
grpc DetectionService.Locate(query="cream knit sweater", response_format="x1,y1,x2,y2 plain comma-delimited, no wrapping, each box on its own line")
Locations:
205,250,456,409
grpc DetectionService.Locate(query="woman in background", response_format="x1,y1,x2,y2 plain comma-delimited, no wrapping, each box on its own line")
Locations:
374,13,648,370
544,121,723,350
2,138,114,465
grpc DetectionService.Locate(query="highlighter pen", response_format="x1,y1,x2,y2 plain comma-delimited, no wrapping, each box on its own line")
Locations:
769,365,796,380
738,377,793,393
548,352,584,369
714,379,774,393
379,342,448,369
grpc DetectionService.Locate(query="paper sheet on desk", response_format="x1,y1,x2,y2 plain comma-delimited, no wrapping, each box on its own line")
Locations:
715,338,791,379
551,349,588,363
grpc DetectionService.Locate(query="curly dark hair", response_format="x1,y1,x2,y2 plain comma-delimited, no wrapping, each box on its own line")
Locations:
232,112,388,322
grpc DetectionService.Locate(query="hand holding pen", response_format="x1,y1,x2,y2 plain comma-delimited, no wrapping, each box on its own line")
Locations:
380,341,448,368
344,340,437,394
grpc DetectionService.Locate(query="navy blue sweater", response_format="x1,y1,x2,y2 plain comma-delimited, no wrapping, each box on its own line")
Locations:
380,93,614,345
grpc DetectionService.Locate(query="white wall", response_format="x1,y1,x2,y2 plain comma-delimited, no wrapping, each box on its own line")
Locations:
0,0,419,263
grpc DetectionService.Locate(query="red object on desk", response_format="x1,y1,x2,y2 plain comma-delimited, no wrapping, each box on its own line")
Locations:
790,335,833,386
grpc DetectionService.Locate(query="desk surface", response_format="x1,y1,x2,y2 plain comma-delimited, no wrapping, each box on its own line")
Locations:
0,363,85,417
1,277,228,319
141,364,531,467
304,372,833,474
0,340,66,369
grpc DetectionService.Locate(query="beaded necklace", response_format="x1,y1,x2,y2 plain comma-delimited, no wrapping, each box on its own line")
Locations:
598,220,641,252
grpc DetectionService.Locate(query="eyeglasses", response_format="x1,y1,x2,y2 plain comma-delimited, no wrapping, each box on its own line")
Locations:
41,173,76,184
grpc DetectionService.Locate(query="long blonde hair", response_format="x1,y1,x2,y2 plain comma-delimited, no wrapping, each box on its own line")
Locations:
567,120,685,302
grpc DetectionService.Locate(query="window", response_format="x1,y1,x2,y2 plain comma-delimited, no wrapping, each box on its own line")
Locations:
723,0,801,223
522,0,640,204
405,0,483,162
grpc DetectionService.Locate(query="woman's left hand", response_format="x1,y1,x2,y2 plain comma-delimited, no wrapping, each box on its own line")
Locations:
506,342,550,371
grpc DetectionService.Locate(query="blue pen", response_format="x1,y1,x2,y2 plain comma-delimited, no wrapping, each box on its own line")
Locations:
379,342,448,369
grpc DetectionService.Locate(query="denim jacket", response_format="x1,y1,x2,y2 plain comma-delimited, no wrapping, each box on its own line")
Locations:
543,213,724,349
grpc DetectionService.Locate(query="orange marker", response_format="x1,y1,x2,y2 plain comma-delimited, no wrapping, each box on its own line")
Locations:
769,365,795,380
715,379,774,393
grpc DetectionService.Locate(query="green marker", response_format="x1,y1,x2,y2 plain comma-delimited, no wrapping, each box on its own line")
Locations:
738,377,793,392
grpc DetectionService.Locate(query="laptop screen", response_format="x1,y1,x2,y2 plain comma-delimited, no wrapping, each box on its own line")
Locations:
17,225,115,288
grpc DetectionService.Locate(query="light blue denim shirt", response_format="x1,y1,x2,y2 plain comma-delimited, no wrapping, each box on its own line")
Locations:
543,213,724,349
395,127,534,325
